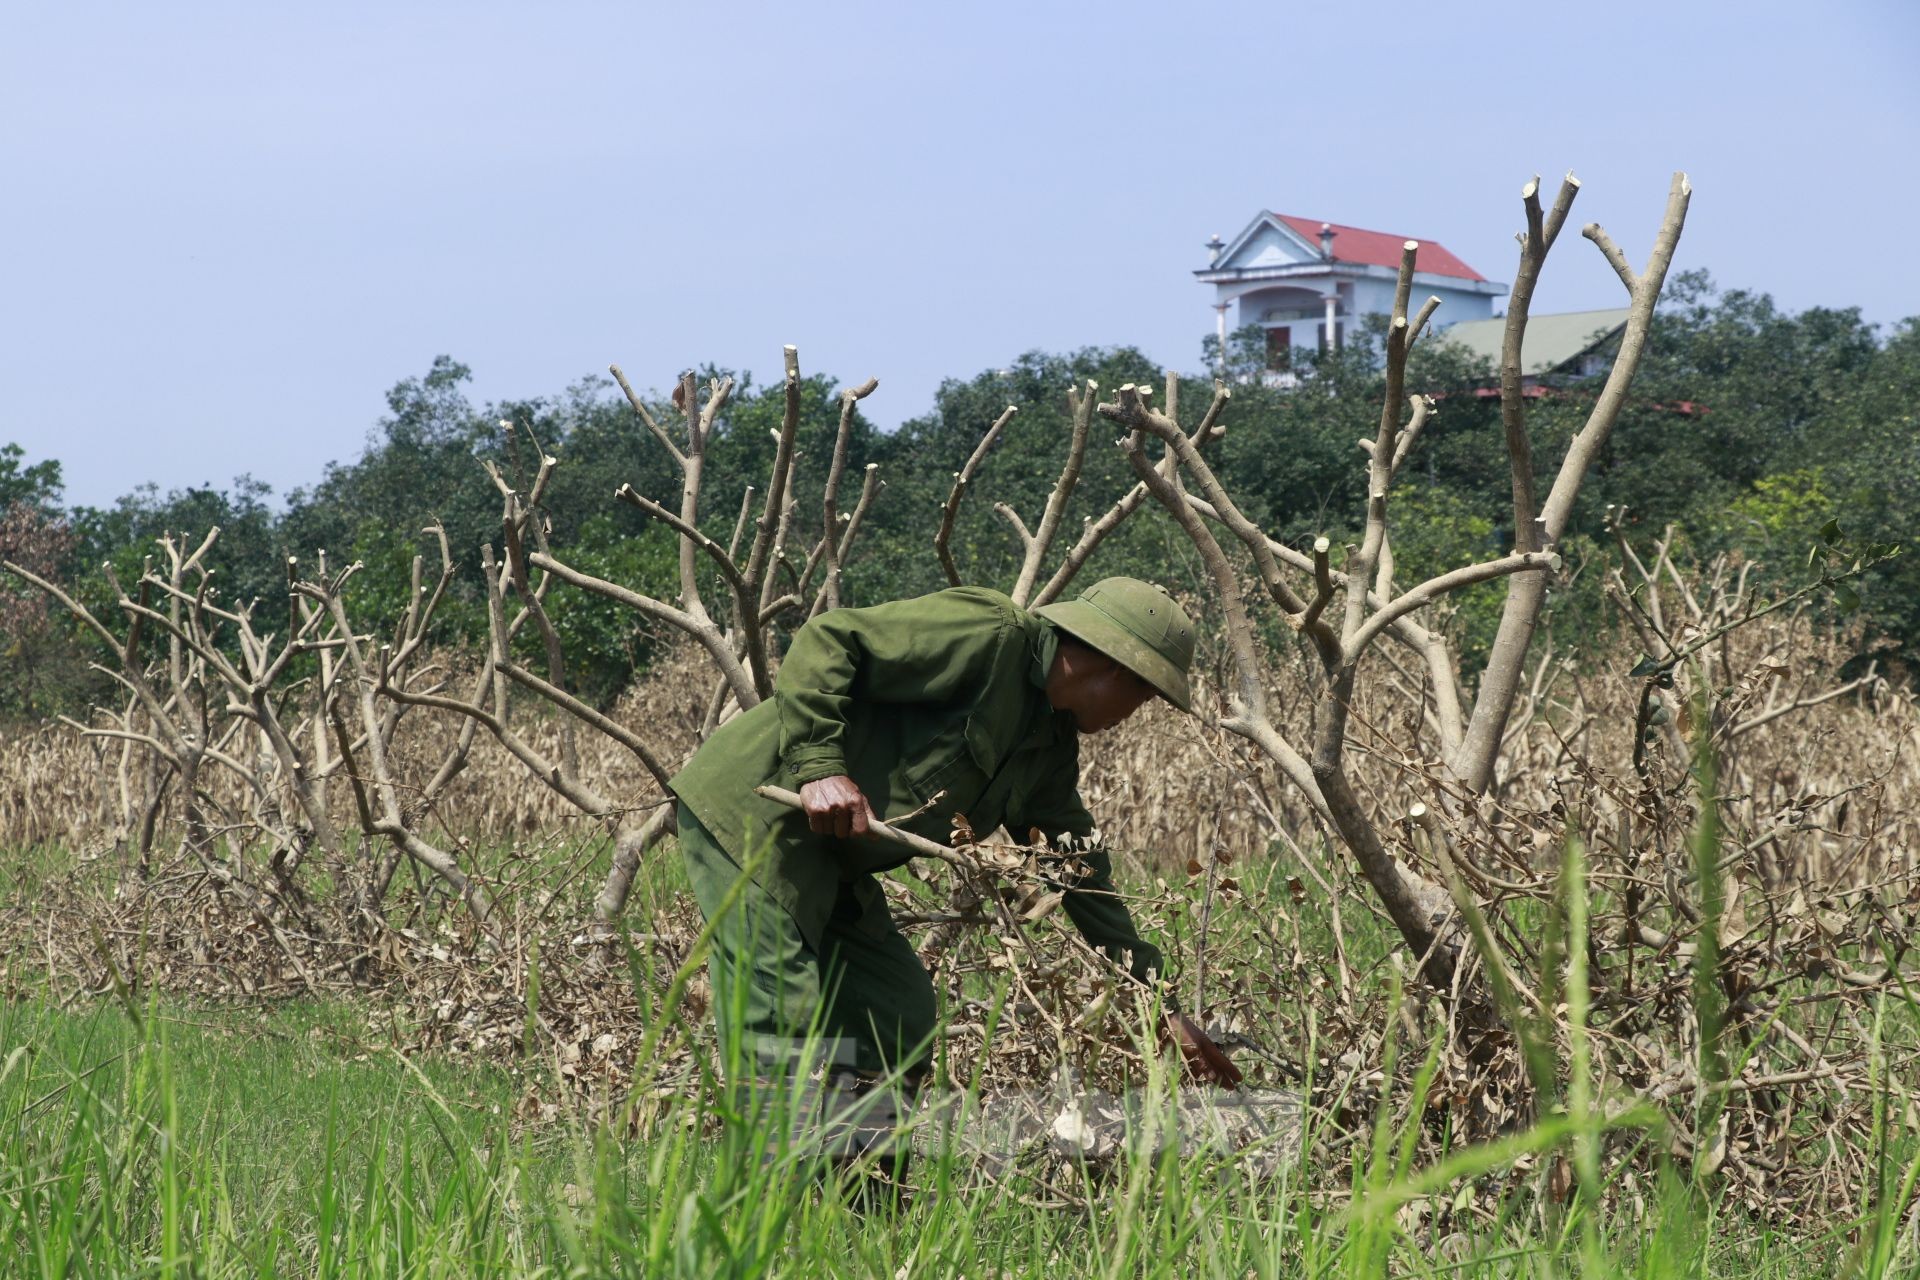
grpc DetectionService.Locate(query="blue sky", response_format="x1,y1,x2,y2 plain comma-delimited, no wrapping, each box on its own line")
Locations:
4,0,1916,509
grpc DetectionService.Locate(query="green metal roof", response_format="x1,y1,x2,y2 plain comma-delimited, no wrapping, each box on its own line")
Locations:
1438,307,1631,374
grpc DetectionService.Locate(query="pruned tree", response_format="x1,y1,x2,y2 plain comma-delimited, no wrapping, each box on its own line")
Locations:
1075,171,1920,1184
1102,172,1691,1024
4,347,907,951
2,523,496,977
391,347,886,945
300,530,500,938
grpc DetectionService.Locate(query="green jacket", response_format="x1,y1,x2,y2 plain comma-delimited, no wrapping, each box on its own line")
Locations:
668,586,1163,980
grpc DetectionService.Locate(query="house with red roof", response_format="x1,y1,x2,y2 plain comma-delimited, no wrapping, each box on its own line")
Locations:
1196,212,1507,374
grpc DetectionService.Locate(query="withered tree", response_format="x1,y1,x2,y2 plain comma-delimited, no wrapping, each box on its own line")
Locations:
1104,172,1692,999
3,526,496,972
480,346,1186,942
402,347,887,945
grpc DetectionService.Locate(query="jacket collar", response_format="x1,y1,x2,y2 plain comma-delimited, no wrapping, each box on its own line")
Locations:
1031,620,1060,693
1030,621,1081,742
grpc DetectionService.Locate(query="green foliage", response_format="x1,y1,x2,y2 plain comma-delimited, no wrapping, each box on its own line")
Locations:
1380,485,1505,666
1796,318,1920,663
70,474,283,610
1713,467,1838,553
1590,271,1877,523
6,274,1917,717
856,347,1168,603
536,514,678,706
0,443,64,511
0,449,84,720
283,356,509,598
343,520,485,644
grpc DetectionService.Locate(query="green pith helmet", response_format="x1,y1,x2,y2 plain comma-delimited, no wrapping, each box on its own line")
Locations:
1035,577,1195,713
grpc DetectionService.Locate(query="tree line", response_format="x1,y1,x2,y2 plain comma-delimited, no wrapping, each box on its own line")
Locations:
2,269,1912,722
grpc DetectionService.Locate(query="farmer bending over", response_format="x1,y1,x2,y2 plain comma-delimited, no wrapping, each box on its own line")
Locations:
669,577,1241,1100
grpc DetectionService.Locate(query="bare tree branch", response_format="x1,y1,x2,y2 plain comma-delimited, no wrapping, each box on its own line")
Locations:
1341,241,1420,654
820,376,879,612
1031,384,1228,608
609,363,685,464
935,404,1018,587
529,551,759,710
1100,384,1317,629
994,502,1035,550
1009,380,1096,607
1346,550,1559,665
1454,171,1690,791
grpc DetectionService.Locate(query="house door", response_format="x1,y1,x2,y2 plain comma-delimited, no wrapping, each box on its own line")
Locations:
1265,326,1292,371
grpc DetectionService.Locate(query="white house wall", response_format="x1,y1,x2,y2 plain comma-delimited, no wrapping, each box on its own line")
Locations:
1230,278,1498,353
1346,277,1500,337
1237,286,1330,326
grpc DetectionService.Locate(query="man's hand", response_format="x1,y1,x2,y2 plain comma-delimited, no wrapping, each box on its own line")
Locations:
1164,1012,1243,1088
798,774,876,839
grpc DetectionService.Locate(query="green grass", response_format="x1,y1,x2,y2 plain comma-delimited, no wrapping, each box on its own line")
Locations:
2,981,1902,1278
7,808,1920,1276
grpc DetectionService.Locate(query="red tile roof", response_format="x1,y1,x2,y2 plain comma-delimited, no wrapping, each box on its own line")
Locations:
1274,215,1487,282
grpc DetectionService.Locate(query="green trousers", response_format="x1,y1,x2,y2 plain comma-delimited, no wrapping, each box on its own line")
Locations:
677,802,938,1076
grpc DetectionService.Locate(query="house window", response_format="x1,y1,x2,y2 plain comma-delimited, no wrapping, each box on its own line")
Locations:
1265,326,1292,370
1318,321,1345,354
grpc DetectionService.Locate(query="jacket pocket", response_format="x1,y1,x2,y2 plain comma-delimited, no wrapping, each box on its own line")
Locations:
903,740,977,805
964,711,1003,777
901,708,995,809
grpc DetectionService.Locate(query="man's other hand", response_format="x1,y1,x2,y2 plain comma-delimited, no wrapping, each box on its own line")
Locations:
798,775,875,839
1165,1012,1244,1088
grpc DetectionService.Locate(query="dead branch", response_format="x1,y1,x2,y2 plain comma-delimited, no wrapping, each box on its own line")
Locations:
1454,172,1691,791
936,404,1018,587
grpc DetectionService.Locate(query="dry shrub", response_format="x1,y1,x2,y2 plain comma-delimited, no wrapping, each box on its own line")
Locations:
0,637,717,856
376,638,713,840
5,564,1918,1218
1056,574,1920,1220
0,722,122,849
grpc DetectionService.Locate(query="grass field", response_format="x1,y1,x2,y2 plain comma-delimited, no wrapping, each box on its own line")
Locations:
7,932,1914,1275
7,810,1920,1278
0,995,1749,1278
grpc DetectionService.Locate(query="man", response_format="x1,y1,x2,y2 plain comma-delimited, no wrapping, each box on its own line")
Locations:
669,576,1240,1094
